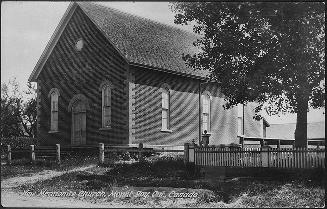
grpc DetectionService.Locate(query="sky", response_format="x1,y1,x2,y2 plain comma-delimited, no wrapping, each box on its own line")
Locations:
1,1,325,124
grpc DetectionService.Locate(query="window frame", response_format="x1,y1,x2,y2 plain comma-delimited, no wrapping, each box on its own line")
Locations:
48,88,60,133
160,84,172,132
202,92,211,134
101,84,112,129
161,88,170,131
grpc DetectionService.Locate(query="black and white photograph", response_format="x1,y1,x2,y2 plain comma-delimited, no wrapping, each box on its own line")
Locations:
1,1,325,208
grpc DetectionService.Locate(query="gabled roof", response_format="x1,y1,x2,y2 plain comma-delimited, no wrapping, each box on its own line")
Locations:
29,2,208,82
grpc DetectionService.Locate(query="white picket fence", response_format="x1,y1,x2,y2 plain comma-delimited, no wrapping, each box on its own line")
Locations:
268,148,325,168
193,147,325,168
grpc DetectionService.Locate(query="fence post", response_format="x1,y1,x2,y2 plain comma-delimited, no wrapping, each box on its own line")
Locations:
56,144,61,165
240,136,244,149
7,145,12,165
184,143,189,164
138,143,143,162
189,143,195,163
30,145,35,164
99,143,104,164
261,146,269,167
277,140,281,149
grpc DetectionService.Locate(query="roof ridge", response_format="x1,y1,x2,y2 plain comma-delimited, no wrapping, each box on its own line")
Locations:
79,1,198,37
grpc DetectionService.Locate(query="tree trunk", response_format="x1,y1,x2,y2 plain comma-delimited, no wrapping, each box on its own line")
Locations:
294,96,308,148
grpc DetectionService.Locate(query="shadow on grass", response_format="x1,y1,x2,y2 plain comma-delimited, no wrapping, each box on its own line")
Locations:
1,153,98,180
73,158,230,201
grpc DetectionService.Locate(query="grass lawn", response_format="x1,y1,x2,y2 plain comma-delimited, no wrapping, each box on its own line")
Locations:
13,153,325,208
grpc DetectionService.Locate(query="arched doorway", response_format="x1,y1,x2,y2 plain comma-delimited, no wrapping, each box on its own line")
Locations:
68,94,89,145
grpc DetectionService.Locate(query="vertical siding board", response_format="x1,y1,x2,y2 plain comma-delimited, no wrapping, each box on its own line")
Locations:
308,150,312,168
290,148,293,168
215,147,217,166
252,148,255,167
228,147,231,166
297,148,300,168
200,148,203,166
207,147,209,166
299,148,302,169
205,148,207,167
222,148,225,166
284,149,287,168
287,149,289,168
244,148,249,167
219,148,222,166
231,148,234,167
301,148,305,168
243,148,246,167
317,150,320,168
305,148,308,168
322,150,325,168
233,148,235,166
213,147,218,166
211,147,213,167
300,148,302,168
223,148,225,166
295,148,299,168
251,148,254,167
205,147,207,166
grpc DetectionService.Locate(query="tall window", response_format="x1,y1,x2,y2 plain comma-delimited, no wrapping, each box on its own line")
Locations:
202,93,210,133
48,88,60,132
161,88,170,130
102,85,112,128
237,103,244,136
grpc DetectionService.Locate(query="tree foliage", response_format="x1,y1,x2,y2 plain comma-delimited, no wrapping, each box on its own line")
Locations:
171,2,325,147
1,79,23,137
21,82,37,138
0,78,37,138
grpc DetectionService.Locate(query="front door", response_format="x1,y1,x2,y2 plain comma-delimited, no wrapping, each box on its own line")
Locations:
71,101,86,145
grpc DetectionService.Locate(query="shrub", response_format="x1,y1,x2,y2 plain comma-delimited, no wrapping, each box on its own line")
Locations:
1,137,39,149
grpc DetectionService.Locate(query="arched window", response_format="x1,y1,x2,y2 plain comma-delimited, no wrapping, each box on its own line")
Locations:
161,87,170,131
48,88,60,132
202,93,211,133
100,81,113,128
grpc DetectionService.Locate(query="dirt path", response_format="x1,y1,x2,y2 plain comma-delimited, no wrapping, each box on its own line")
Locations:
1,164,96,189
0,164,124,208
1,190,138,208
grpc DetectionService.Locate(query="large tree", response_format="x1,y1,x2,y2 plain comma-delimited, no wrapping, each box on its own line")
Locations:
171,2,325,147
0,79,37,138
